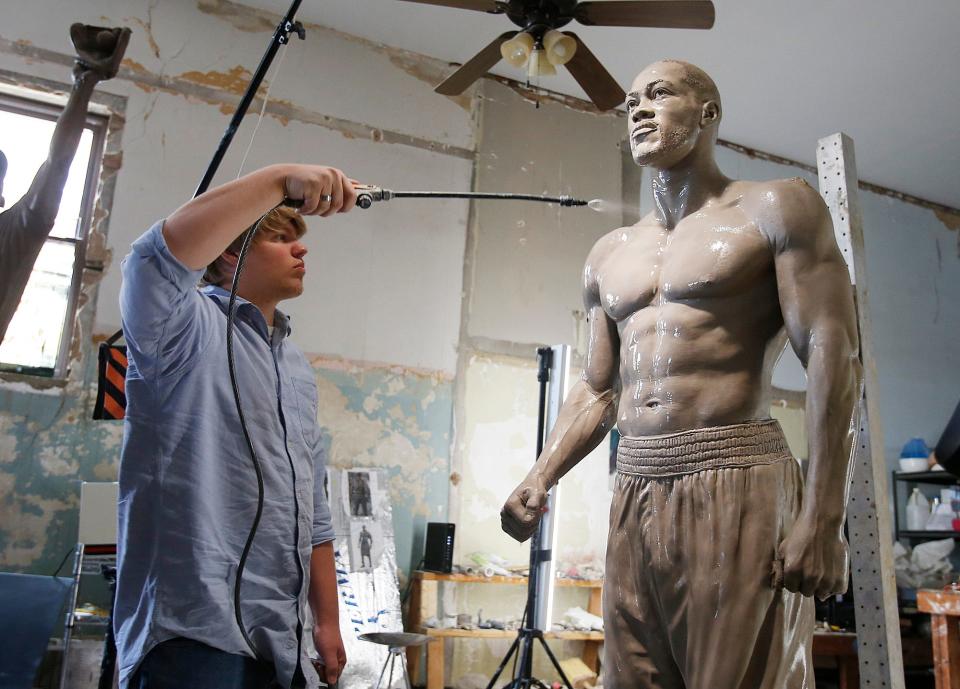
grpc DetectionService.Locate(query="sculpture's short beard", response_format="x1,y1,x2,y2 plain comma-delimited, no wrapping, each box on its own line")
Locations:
631,124,696,168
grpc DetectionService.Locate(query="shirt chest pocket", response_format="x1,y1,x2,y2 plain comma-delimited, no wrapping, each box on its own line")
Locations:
290,375,319,448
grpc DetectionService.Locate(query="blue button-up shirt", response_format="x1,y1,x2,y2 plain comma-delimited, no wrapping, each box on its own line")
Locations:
115,222,335,689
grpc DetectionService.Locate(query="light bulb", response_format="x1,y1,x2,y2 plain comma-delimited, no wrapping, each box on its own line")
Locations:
543,30,577,67
528,49,556,78
500,32,534,68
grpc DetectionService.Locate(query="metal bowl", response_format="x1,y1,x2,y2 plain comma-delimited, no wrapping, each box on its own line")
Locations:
359,632,431,648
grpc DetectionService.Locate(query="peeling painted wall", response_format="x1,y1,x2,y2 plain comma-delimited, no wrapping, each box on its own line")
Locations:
0,0,477,579
310,356,454,572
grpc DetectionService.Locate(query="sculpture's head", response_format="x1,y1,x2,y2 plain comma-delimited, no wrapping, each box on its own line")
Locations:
0,149,6,208
627,60,722,169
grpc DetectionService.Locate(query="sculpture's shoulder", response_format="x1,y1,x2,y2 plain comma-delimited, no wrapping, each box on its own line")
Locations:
737,177,831,250
582,217,652,299
585,219,640,268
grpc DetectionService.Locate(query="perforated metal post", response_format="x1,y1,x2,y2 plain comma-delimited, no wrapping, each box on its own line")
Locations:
817,132,905,689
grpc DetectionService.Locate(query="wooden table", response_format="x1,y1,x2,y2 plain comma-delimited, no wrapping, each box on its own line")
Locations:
918,588,960,689
812,632,860,689
405,571,603,689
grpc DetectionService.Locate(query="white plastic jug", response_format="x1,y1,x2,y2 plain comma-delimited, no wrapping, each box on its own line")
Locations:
906,488,931,531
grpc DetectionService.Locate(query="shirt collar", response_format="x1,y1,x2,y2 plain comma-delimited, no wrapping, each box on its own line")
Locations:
200,284,292,340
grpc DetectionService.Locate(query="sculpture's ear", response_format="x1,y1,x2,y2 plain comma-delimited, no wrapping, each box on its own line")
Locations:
701,100,721,128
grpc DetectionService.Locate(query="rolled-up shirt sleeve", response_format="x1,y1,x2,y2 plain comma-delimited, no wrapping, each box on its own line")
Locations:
312,443,335,546
120,221,209,380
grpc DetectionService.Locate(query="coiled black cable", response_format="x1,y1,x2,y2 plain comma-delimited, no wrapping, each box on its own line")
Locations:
226,209,273,659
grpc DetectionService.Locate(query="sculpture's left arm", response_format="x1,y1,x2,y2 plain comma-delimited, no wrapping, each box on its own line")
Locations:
761,178,862,599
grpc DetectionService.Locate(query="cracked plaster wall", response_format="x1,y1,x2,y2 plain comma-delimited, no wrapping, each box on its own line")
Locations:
0,0,477,578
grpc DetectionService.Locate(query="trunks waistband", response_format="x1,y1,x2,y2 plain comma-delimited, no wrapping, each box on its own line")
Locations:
616,419,792,477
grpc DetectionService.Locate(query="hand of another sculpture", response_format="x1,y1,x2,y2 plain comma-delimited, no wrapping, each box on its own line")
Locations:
70,24,132,82
501,475,549,543
778,514,849,600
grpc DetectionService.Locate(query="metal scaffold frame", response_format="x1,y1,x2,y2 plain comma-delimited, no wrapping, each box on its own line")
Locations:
816,132,904,689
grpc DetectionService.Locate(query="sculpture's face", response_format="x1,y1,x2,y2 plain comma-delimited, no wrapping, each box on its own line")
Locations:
627,62,708,169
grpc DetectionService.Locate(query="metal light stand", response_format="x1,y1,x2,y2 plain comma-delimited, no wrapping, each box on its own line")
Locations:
194,0,306,197
487,346,574,689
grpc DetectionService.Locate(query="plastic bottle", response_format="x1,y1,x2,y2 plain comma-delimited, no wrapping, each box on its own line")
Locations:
900,437,931,472
906,488,930,531
902,438,930,458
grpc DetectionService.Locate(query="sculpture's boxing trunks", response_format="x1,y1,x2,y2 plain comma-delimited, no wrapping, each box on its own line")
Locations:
604,420,814,689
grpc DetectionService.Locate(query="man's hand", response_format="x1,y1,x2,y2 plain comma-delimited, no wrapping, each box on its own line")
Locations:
312,623,347,686
501,475,549,543
778,514,849,600
282,165,357,217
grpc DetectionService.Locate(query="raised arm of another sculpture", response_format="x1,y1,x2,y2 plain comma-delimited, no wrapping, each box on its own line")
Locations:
758,178,862,599
501,242,620,543
22,25,130,227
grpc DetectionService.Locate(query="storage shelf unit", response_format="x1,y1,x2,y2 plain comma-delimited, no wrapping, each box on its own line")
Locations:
406,570,603,689
892,470,960,542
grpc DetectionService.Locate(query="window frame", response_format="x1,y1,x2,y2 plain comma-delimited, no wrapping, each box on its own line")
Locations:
0,90,108,380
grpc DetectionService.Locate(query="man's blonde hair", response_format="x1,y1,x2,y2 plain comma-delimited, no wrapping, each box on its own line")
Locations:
203,206,307,286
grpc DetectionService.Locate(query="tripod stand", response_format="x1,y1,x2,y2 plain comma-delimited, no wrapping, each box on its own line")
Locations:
486,347,575,689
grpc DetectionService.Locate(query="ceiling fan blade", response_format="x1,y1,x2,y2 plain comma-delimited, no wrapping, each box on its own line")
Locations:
563,33,625,111
436,31,517,96
395,0,503,13
575,1,715,29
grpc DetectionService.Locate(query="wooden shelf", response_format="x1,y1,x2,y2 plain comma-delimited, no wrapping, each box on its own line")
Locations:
421,627,603,641
414,571,602,588
408,570,604,689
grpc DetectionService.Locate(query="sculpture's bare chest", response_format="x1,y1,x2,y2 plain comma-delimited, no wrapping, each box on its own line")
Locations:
595,206,774,322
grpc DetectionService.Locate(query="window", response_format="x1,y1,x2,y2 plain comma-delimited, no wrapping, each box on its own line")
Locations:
0,91,106,378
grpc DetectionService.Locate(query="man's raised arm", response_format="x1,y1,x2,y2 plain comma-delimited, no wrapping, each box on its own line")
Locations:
758,178,862,599
501,242,620,543
162,164,356,270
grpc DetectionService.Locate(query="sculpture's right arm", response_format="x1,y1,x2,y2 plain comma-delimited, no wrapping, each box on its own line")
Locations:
501,246,620,542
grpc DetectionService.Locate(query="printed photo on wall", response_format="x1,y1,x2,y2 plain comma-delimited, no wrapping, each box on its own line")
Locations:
349,519,384,572
344,469,374,518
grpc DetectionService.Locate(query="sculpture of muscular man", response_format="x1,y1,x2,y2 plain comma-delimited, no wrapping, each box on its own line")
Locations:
0,24,129,344
501,60,861,689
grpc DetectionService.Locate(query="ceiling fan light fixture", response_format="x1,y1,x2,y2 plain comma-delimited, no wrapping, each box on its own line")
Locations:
543,29,577,66
500,31,535,68
528,48,557,77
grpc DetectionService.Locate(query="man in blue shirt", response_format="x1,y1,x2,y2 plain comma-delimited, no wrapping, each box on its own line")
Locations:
116,164,357,689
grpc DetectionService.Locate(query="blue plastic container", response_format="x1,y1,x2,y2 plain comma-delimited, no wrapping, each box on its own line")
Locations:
901,437,930,458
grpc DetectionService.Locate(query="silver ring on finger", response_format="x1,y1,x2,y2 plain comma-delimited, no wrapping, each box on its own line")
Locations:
319,194,333,203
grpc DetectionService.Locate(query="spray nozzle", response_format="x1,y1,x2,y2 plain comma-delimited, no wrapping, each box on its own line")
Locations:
354,185,392,209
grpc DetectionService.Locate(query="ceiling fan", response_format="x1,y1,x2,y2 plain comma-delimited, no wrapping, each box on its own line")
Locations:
396,0,715,110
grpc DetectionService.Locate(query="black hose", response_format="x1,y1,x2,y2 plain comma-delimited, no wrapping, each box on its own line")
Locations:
226,211,271,659
391,191,587,206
